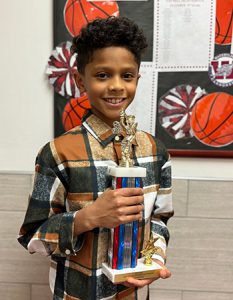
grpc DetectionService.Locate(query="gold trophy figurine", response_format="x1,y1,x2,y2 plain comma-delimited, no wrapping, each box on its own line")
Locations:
113,110,138,168
141,235,161,266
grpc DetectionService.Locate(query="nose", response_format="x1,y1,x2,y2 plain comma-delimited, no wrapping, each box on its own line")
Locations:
108,76,124,92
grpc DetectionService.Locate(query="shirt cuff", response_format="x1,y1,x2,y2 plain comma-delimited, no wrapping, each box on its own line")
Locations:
151,233,167,265
58,211,84,255
152,254,165,265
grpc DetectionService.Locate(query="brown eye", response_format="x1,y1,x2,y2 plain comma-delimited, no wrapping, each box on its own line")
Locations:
123,73,134,80
96,73,109,79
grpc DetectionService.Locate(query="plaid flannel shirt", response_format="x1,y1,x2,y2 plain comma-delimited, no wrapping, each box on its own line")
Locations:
18,110,173,300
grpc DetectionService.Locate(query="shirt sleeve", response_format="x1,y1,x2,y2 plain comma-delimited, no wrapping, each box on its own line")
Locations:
17,143,84,257
151,141,173,264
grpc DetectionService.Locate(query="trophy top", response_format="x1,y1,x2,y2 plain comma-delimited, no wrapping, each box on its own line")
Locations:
112,110,138,168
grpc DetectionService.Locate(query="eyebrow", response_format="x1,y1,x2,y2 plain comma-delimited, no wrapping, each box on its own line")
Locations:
92,65,138,72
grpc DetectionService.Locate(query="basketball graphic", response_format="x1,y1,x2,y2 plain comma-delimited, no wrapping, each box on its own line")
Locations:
215,0,233,45
158,85,206,140
62,94,91,131
64,0,119,37
46,41,80,98
190,92,233,147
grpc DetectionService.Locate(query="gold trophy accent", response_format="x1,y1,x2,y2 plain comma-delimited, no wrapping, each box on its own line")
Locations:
113,110,137,168
141,235,161,266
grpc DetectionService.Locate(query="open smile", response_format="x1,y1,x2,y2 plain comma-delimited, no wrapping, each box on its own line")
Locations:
103,98,126,104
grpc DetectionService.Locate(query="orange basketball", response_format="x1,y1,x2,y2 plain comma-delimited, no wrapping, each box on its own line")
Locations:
191,92,233,147
215,0,233,45
64,0,119,37
62,94,91,131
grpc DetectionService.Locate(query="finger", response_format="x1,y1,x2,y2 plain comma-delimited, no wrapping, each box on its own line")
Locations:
127,195,144,205
152,259,171,279
112,195,144,209
160,268,171,279
120,204,144,215
125,277,154,288
119,195,144,206
120,213,142,224
117,188,144,197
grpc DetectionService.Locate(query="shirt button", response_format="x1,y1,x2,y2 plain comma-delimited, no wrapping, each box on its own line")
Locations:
65,249,71,255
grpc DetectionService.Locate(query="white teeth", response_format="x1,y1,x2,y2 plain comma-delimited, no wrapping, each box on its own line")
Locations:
105,98,124,104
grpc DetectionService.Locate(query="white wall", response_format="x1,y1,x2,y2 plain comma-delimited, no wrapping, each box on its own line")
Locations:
172,157,232,180
0,1,53,171
0,1,232,180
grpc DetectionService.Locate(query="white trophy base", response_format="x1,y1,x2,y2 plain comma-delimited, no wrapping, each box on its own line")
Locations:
102,258,162,283
107,166,146,178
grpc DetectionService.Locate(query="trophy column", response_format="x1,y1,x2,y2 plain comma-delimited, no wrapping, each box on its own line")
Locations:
107,166,146,270
102,111,162,283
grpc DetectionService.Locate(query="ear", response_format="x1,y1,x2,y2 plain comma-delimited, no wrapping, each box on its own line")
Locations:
136,73,141,84
74,72,86,94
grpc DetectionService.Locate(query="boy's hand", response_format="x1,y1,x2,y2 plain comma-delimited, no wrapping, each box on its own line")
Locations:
120,260,171,288
91,187,144,229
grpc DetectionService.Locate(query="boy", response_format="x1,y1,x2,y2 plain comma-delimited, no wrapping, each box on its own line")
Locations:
18,17,173,300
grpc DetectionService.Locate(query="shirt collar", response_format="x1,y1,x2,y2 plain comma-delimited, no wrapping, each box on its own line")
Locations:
82,110,116,147
82,110,138,148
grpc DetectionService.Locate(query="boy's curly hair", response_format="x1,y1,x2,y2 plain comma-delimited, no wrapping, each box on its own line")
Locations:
72,17,148,73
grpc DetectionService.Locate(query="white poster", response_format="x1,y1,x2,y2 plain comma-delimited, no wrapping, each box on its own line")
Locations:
127,63,157,135
154,0,216,71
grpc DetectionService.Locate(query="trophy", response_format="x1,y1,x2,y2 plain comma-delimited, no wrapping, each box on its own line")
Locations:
102,111,162,283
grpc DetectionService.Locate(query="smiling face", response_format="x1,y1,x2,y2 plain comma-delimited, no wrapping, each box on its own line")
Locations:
76,46,140,126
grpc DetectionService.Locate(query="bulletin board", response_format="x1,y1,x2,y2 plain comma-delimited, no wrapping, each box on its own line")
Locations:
47,0,233,157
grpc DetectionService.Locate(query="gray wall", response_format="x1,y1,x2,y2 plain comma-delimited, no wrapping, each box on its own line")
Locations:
1,174,233,300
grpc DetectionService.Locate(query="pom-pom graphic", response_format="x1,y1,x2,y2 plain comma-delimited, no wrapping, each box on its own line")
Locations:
62,94,91,131
191,92,233,147
215,0,233,45
158,85,206,140
64,0,119,37
46,41,80,98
